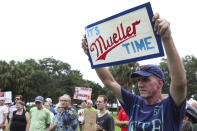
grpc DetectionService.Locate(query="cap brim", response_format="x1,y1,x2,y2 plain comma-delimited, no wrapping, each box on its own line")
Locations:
131,70,153,78
35,100,43,102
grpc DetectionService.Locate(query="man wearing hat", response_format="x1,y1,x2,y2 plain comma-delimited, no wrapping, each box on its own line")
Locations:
81,13,187,130
29,96,51,131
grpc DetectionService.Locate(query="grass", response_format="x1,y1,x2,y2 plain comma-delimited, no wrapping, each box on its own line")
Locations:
112,113,121,131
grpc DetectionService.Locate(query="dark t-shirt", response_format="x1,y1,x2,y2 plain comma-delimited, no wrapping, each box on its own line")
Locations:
121,87,186,131
96,113,114,131
10,110,27,131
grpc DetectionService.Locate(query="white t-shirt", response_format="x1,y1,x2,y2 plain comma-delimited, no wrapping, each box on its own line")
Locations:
9,105,17,118
49,111,54,122
0,105,8,131
78,108,84,122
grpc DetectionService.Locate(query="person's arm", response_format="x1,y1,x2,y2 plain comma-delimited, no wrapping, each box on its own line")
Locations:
48,123,57,131
7,115,13,131
1,113,7,129
46,111,51,128
115,119,128,128
153,13,187,107
48,114,58,131
96,124,103,131
25,112,30,131
82,36,123,103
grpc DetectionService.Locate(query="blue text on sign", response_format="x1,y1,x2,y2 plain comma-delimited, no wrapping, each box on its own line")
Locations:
121,36,155,54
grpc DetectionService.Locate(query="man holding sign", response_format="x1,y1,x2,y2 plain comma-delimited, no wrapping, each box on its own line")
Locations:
81,13,187,131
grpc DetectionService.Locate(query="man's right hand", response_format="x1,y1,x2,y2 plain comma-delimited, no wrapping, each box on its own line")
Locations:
81,35,88,55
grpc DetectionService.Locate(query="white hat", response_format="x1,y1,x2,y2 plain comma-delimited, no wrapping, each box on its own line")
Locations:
45,98,52,105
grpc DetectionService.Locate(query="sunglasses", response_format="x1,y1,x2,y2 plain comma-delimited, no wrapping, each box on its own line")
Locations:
15,98,20,100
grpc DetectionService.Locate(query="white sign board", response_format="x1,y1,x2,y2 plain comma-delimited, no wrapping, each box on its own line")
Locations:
85,2,164,68
0,91,12,103
73,87,92,100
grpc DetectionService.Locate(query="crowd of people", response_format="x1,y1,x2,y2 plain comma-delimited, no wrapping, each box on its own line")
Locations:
0,93,117,131
1,93,197,131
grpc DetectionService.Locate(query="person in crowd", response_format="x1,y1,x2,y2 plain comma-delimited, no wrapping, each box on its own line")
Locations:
5,99,12,123
29,96,51,131
181,120,193,131
54,103,64,116
184,103,197,131
85,99,96,111
49,103,63,131
115,108,129,131
8,101,30,131
81,13,187,130
192,101,197,110
44,102,54,123
0,97,8,131
78,101,87,131
45,98,57,115
48,94,78,131
96,95,114,131
9,95,23,119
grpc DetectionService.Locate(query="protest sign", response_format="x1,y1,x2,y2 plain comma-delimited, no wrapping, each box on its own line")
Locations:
85,2,164,68
82,110,96,131
0,91,12,103
73,87,92,100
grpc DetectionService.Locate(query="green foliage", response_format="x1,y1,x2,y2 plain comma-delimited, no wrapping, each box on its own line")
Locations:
159,58,170,94
0,57,103,104
0,55,196,105
183,55,197,100
109,62,139,94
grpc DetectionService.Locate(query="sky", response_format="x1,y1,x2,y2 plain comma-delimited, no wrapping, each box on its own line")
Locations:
0,0,197,86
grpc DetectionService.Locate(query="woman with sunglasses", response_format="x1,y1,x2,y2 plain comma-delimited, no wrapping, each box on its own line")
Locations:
48,103,63,131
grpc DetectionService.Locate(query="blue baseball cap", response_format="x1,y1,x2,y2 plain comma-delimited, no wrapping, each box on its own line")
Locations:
35,96,44,102
130,64,165,82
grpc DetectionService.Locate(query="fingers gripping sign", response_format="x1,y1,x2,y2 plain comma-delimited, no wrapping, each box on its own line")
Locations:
152,13,171,40
81,35,88,55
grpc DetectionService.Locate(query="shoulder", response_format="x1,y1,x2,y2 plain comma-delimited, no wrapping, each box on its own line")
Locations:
69,107,76,112
69,107,77,114
103,113,113,120
78,108,84,112
92,107,96,110
30,107,36,111
44,108,51,114
1,105,8,112
3,105,8,110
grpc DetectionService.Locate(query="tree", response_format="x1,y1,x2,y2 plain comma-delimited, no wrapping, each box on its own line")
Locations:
0,57,100,104
109,62,139,93
159,56,197,100
183,55,197,100
0,61,11,91
159,58,170,94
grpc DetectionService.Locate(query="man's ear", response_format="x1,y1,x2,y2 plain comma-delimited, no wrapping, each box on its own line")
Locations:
158,79,164,89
